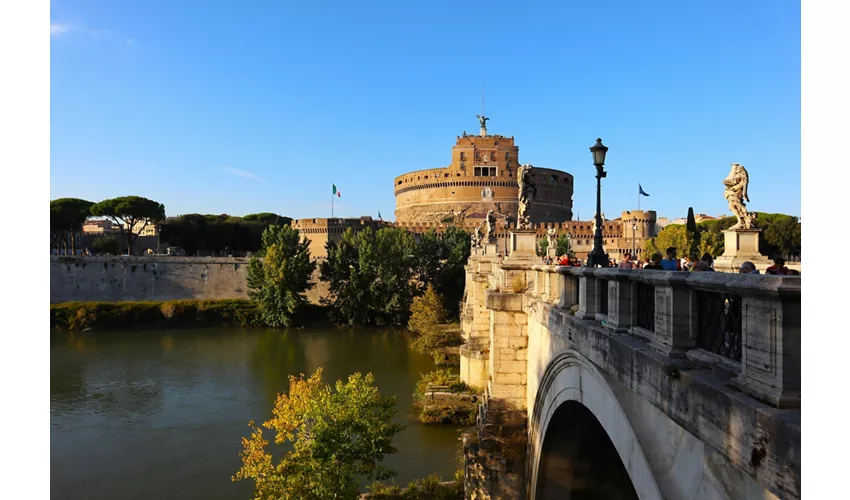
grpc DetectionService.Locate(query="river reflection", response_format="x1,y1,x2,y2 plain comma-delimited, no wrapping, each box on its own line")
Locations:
50,328,462,500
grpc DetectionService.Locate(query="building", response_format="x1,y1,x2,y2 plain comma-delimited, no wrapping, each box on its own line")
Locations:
124,219,159,237
393,127,574,225
292,216,390,259
81,219,120,234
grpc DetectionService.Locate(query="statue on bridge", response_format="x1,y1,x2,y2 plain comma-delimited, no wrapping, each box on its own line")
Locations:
517,164,538,230
723,163,756,230
484,210,497,244
547,227,557,253
471,225,483,249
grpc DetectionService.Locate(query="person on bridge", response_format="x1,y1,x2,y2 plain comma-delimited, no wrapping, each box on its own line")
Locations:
618,253,636,269
738,261,760,274
691,253,716,272
660,247,680,271
643,252,664,270
766,257,790,275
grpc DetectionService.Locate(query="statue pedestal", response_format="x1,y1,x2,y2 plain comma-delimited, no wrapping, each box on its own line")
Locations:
483,243,498,256
547,246,557,259
713,228,771,273
509,229,538,260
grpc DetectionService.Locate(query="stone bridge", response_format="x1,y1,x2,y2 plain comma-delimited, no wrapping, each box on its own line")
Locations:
459,242,800,500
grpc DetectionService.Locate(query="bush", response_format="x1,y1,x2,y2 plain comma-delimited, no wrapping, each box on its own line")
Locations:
408,285,447,336
247,225,315,327
50,299,263,331
414,369,473,402
366,474,463,499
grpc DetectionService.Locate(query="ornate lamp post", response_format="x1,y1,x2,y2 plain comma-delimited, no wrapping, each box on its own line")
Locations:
588,138,610,267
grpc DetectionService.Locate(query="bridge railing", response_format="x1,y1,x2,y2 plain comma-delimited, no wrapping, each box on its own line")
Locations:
510,264,800,409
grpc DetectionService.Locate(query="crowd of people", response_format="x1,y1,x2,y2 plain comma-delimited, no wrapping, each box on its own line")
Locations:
542,247,799,275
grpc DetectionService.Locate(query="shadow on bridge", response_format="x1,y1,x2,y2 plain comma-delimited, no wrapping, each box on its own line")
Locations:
536,400,638,500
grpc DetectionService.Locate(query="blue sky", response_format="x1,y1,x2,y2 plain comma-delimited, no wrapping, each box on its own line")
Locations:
50,0,800,221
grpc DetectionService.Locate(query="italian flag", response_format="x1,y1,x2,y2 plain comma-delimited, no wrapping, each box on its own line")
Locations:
333,184,341,197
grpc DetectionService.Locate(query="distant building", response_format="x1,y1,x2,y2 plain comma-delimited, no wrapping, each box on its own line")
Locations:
81,219,120,234
291,217,391,259
124,219,159,237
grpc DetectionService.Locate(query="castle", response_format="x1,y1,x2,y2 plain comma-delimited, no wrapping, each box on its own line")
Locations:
294,119,657,261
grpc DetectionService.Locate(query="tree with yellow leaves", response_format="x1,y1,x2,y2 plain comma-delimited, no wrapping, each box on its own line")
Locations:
233,368,404,500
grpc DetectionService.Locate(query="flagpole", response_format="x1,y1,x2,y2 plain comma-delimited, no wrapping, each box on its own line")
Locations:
332,184,334,218
638,185,640,212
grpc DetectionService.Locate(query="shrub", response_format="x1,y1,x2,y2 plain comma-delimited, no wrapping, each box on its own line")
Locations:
50,299,263,331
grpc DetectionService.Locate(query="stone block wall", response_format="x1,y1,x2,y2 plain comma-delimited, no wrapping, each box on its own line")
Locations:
50,256,330,304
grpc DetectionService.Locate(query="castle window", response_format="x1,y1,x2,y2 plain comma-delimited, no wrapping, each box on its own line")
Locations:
490,152,496,161
397,180,402,185
505,152,510,160
460,152,466,161
551,175,558,183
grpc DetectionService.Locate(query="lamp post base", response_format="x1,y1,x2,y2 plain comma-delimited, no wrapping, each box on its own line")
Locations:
587,251,610,268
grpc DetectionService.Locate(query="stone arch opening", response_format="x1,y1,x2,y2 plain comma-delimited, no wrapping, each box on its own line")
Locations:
535,400,638,500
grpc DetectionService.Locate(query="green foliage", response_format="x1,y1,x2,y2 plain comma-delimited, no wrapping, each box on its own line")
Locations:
646,213,801,261
413,369,472,401
90,196,166,254
536,237,548,257
367,474,463,500
752,212,801,257
247,225,315,328
50,198,94,254
413,227,471,318
242,212,291,225
160,213,290,255
91,235,120,255
233,368,404,500
321,227,417,326
555,234,573,258
408,284,447,336
50,299,262,331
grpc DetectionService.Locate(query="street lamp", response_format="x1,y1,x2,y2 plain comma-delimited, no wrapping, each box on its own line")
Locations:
632,223,637,261
588,138,610,267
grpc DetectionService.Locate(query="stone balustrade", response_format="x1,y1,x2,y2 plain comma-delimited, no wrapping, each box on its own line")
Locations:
498,264,800,409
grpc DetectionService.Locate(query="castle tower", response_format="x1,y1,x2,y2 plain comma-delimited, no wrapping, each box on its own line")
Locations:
393,122,574,225
621,210,658,257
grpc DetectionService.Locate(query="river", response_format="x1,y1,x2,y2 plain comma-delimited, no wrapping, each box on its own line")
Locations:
50,328,463,500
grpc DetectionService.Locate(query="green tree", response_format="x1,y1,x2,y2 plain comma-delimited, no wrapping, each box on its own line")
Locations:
50,198,94,255
753,212,801,258
321,227,416,326
408,284,447,336
234,368,403,500
243,212,292,225
555,234,573,258
536,237,548,257
645,224,690,258
90,196,166,254
414,227,470,318
247,225,315,327
91,235,120,255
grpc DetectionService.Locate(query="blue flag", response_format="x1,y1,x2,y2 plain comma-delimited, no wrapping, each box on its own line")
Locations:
638,184,650,197
378,211,382,221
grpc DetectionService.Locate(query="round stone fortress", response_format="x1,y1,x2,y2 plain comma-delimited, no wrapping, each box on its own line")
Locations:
394,129,573,225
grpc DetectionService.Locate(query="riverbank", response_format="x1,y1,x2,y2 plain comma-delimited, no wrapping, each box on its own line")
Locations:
50,299,331,332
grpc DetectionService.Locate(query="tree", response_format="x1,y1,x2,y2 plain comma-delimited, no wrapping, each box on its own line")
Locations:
536,237,548,257
408,285,460,360
555,234,573,258
234,368,403,500
686,207,697,233
91,236,120,255
50,198,93,254
247,225,315,327
408,284,447,336
243,212,292,226
321,227,416,326
644,224,690,258
90,196,165,254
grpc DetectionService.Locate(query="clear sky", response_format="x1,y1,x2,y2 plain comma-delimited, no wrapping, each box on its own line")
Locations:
50,0,800,221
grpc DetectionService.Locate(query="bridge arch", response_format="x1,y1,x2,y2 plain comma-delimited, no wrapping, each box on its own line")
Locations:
528,350,663,500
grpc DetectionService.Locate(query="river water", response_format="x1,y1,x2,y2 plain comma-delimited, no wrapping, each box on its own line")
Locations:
50,328,463,500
